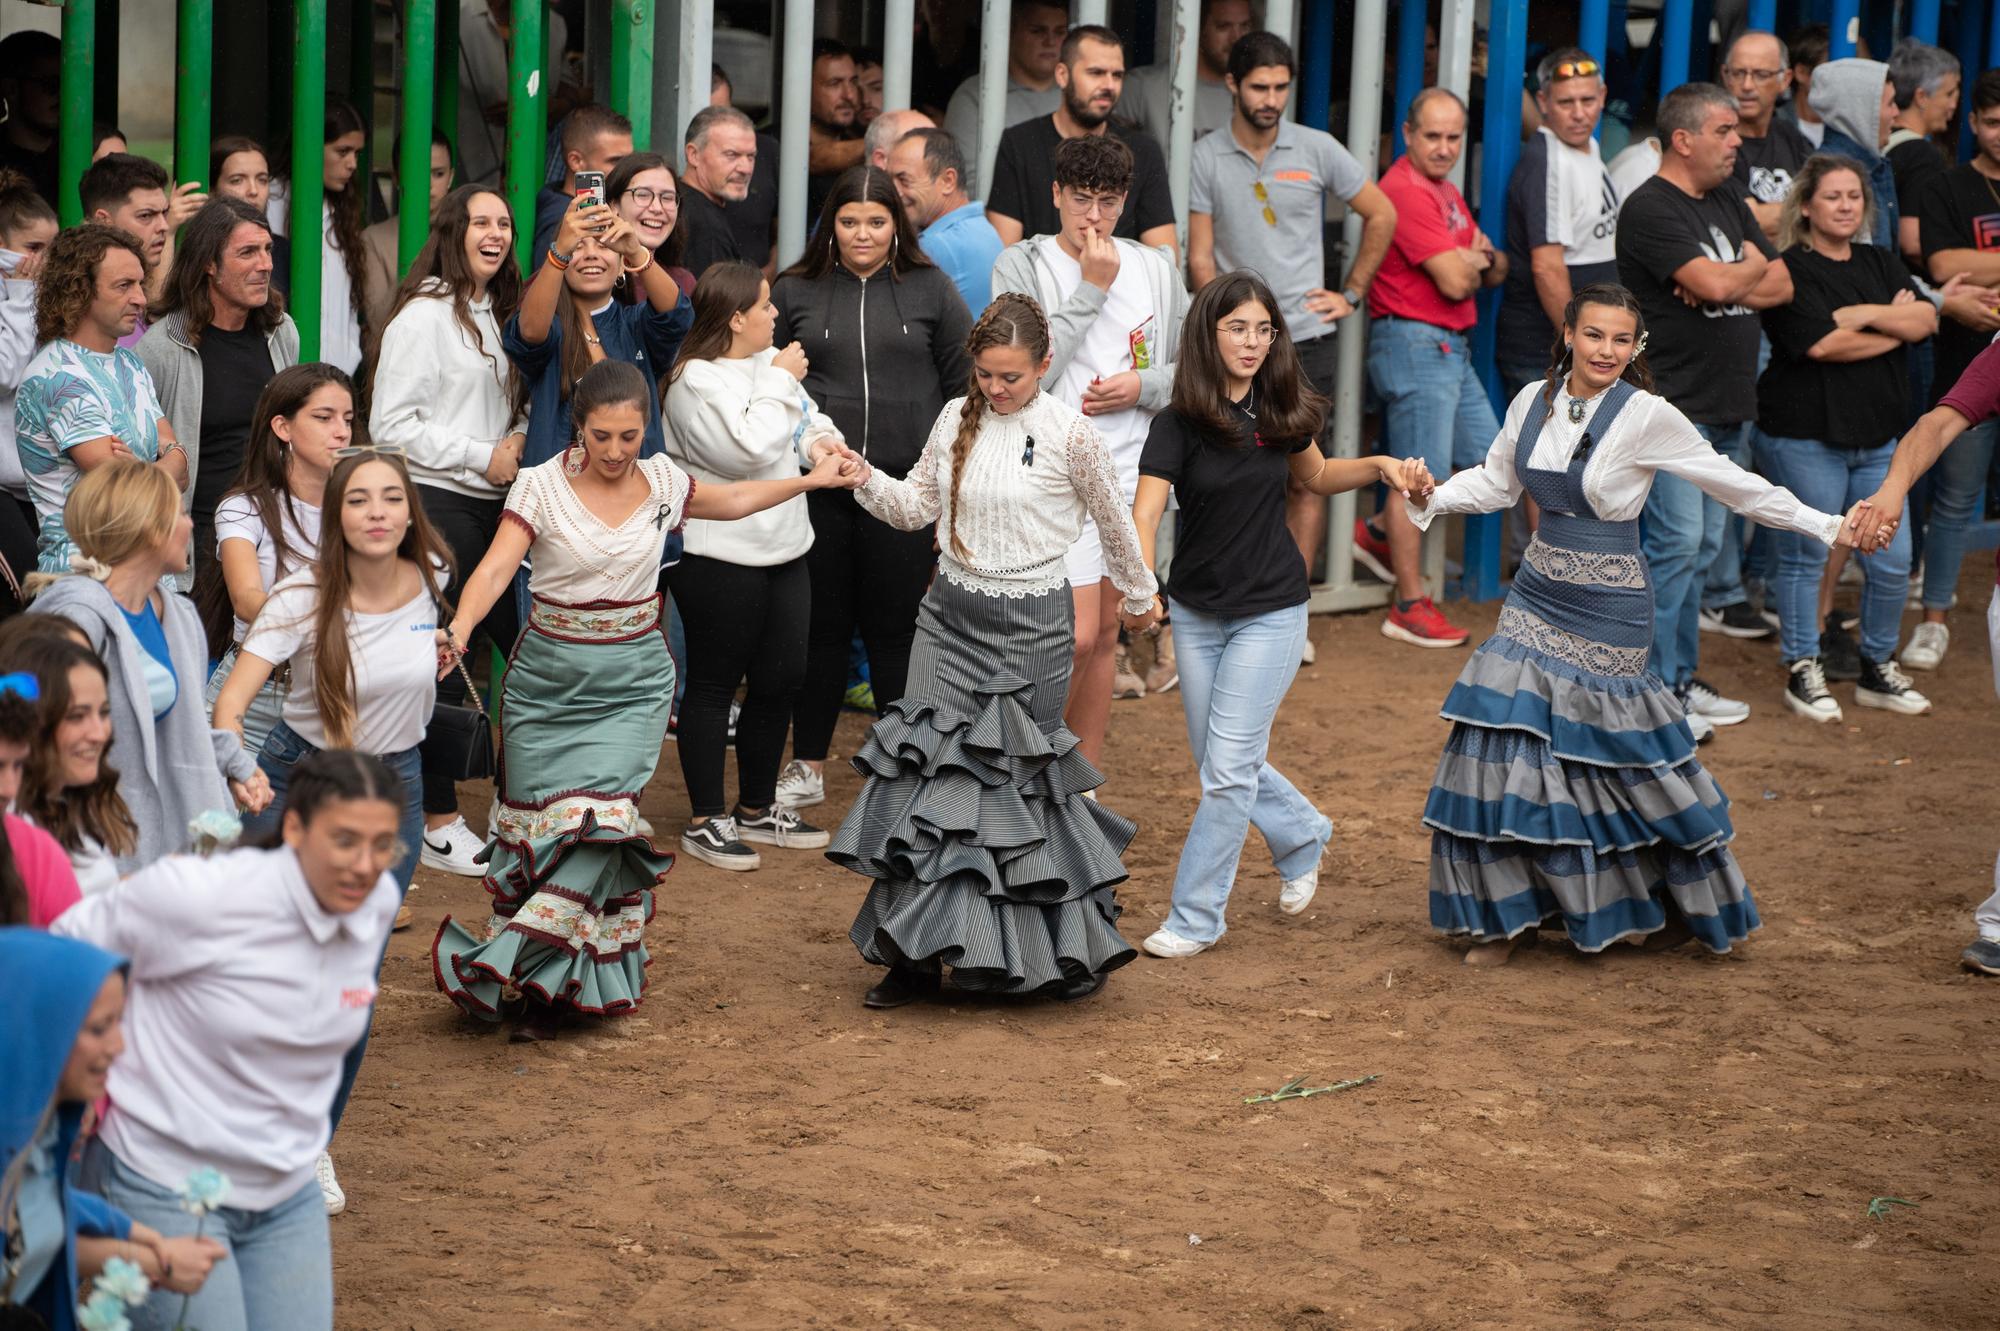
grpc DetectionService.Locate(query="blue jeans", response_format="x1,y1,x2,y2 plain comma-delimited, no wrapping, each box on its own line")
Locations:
83,1142,332,1331
248,719,424,1133
1921,419,1998,610
1161,602,1333,944
1366,318,1499,479
1642,421,1735,689
1766,436,1911,663
1701,424,1754,612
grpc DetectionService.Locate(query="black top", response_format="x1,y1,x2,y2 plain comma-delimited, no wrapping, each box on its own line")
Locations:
680,186,743,278
986,118,1176,242
1757,242,1916,448
1137,401,1314,616
1496,131,1621,368
0,139,57,215
193,322,277,522
1887,135,1949,220
726,132,782,269
1915,164,2000,403
1615,175,1778,425
1732,121,1814,207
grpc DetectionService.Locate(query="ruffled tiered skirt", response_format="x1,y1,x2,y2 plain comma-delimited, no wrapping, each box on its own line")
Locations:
433,595,676,1017
1425,616,1759,954
831,575,1138,994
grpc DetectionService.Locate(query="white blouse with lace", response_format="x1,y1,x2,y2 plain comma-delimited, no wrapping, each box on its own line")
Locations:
502,454,692,603
1413,381,1845,549
857,391,1159,614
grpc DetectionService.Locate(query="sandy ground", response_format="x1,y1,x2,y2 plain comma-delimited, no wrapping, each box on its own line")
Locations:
331,567,2000,1330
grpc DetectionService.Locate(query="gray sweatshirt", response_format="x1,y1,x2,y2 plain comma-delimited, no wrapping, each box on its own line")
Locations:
990,235,1188,412
135,310,301,507
35,577,257,873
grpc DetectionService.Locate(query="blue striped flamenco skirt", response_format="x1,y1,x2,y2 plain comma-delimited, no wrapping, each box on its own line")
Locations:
1423,534,1760,954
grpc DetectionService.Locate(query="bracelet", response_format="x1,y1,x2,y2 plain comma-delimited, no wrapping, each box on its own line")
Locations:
159,441,186,461
546,247,573,270
624,250,653,276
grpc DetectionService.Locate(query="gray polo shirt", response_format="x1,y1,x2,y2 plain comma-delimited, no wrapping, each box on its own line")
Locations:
1189,119,1367,342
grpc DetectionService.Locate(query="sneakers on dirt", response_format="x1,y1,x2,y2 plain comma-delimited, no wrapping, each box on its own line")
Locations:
1899,621,1949,672
774,759,825,809
1352,517,1394,583
1820,610,1862,681
1683,678,1750,726
734,804,831,849
1962,938,2000,975
418,816,485,877
1785,657,1842,723
681,816,761,871
1112,643,1146,699
1855,657,1931,715
1698,602,1774,639
1381,597,1470,648
316,1151,346,1216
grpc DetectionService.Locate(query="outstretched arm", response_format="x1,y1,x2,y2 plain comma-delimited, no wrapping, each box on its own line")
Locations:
1850,403,1978,548
686,450,855,521
443,518,534,649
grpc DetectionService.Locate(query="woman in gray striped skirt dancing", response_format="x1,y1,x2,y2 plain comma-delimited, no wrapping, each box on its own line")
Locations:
828,292,1161,1007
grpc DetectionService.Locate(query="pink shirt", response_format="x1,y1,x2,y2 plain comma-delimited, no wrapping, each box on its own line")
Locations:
1368,156,1480,331
13,813,82,927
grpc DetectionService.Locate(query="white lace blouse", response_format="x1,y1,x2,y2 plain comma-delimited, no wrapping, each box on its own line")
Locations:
501,455,691,603
1413,382,1845,548
857,392,1159,614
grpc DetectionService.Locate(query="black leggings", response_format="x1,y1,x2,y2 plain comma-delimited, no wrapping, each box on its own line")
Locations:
416,485,520,816
666,553,809,817
792,488,935,762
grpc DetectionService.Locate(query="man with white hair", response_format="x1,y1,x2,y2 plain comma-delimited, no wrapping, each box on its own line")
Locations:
681,105,759,277
865,109,935,171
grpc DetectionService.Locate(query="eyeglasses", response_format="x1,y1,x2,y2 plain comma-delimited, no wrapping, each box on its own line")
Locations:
1062,190,1125,218
1720,65,1784,85
1252,180,1277,227
1546,57,1601,80
1218,321,1279,345
623,188,677,209
332,443,408,459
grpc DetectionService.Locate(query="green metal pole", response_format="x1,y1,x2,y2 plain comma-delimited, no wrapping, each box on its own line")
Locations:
610,0,655,151
58,0,96,227
350,0,375,216
400,0,438,275
506,0,546,272
175,0,213,189
436,0,460,152
292,0,328,361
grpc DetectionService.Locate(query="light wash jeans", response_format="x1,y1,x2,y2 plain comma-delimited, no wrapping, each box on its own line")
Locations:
1641,421,1734,690
1980,591,2000,944
1920,419,1998,610
1766,436,1910,664
1161,602,1333,944
83,1142,332,1331
1366,317,1499,480
1701,424,1755,612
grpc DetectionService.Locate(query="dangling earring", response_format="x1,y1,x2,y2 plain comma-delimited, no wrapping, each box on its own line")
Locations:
564,437,587,476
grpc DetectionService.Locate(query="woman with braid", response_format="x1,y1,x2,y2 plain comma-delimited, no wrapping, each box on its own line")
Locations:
829,292,1160,1009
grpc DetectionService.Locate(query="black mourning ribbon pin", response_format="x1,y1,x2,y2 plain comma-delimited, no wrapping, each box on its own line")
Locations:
1571,431,1594,463
653,501,672,530
1022,433,1036,467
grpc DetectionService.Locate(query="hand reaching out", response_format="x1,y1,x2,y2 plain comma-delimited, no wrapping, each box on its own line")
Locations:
1842,493,1902,553
1118,595,1164,633
1384,455,1435,508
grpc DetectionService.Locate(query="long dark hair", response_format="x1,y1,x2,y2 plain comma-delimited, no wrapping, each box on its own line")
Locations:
606,152,688,273
194,364,355,657
150,196,287,338
778,165,933,283
0,679,39,924
667,261,767,385
1542,282,1656,405
1171,271,1329,449
571,358,653,430
946,292,1050,561
0,618,137,859
368,185,525,414
278,99,371,345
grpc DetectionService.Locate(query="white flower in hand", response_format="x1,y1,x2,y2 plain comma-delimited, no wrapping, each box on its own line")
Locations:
180,1166,232,1216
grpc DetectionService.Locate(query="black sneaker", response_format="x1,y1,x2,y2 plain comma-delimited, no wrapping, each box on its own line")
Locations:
1962,939,2000,975
1820,610,1862,681
1855,657,1932,715
1784,656,1842,723
1699,602,1775,639
734,804,831,849
680,816,762,871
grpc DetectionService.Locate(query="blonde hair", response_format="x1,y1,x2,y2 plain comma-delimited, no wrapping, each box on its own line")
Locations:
1779,152,1878,251
946,293,1051,561
24,458,181,598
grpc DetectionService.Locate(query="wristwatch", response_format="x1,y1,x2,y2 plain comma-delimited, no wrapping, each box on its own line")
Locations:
1341,286,1364,308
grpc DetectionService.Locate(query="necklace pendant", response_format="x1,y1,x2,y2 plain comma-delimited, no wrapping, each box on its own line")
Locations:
1567,398,1587,425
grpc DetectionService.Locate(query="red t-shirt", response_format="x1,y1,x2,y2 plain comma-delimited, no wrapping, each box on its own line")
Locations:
1937,339,2000,581
1368,156,1479,331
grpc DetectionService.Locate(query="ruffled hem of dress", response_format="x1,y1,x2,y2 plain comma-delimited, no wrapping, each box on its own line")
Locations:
850,880,1137,994
1442,637,1699,770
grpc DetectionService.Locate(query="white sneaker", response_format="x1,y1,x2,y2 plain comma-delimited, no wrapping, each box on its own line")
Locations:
774,758,825,809
1900,621,1949,671
1300,637,1317,666
1686,711,1715,745
1279,863,1319,915
1142,926,1212,958
316,1150,346,1216
1683,678,1750,726
418,816,486,877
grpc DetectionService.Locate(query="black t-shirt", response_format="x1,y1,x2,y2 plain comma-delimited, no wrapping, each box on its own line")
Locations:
725,132,781,269
0,139,58,215
1137,402,1313,617
1732,121,1814,207
1615,175,1778,425
1757,243,1916,447
1916,164,2000,403
193,323,277,522
680,186,743,278
1887,135,1948,220
986,117,1176,242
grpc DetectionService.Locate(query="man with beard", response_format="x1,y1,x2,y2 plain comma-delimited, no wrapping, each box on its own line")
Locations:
985,26,1178,255
79,154,207,346
1187,31,1394,642
805,40,866,223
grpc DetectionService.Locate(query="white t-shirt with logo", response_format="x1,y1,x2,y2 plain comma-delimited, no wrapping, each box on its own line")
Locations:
213,493,324,642
242,573,441,755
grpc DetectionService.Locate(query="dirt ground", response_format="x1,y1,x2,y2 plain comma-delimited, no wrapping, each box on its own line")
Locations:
332,567,2000,1331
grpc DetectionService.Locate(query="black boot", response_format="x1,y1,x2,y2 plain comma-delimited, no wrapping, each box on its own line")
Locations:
863,966,940,1009
1056,969,1106,1002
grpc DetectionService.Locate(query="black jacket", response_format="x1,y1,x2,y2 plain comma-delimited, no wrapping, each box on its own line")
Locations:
771,263,973,478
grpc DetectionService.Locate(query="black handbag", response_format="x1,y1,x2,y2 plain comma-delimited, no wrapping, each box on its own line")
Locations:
429,599,497,783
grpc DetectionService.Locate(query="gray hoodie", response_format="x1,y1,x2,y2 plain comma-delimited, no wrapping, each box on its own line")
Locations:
34,577,257,872
1807,59,1897,248
990,236,1188,412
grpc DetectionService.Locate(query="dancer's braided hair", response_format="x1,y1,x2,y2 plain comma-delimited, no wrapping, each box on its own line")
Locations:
945,292,1051,561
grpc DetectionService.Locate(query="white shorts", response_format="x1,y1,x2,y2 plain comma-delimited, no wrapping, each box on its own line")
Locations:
1065,517,1104,586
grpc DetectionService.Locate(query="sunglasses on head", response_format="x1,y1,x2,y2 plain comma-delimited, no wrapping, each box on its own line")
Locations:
1548,58,1600,79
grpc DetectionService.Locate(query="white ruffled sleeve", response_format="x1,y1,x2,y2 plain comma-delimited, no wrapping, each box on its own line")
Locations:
856,401,951,532
1066,417,1159,614
1639,401,1844,547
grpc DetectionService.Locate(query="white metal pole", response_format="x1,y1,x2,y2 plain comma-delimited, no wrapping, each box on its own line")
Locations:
976,0,1009,198
677,0,713,168
1167,0,1199,239
777,0,813,266
882,0,916,110
1074,0,1108,26
1438,0,1476,191
1265,0,1295,57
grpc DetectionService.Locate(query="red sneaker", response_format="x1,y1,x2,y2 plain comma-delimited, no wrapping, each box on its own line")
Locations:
1382,596,1471,648
1352,517,1394,582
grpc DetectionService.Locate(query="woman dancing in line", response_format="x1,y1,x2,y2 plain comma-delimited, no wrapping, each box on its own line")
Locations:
1403,284,1884,965
830,292,1161,1009
432,360,860,1041
1129,272,1429,959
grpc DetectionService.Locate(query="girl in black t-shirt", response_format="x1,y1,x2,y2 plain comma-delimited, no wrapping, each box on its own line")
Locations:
1127,271,1427,959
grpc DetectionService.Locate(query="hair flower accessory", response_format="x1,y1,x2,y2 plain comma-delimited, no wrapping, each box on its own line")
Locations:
1634,330,1650,356
188,809,243,856
0,671,38,702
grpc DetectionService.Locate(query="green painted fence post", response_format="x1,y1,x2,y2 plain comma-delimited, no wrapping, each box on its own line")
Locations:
58,0,96,227
610,0,655,151
291,0,328,361
400,0,438,275
506,0,546,272
175,0,213,193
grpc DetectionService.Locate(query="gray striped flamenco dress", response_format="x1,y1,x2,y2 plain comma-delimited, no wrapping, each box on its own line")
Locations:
1424,381,1758,954
827,392,1160,1001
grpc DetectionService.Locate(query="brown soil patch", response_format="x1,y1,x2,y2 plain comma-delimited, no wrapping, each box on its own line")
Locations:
333,569,2000,1329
